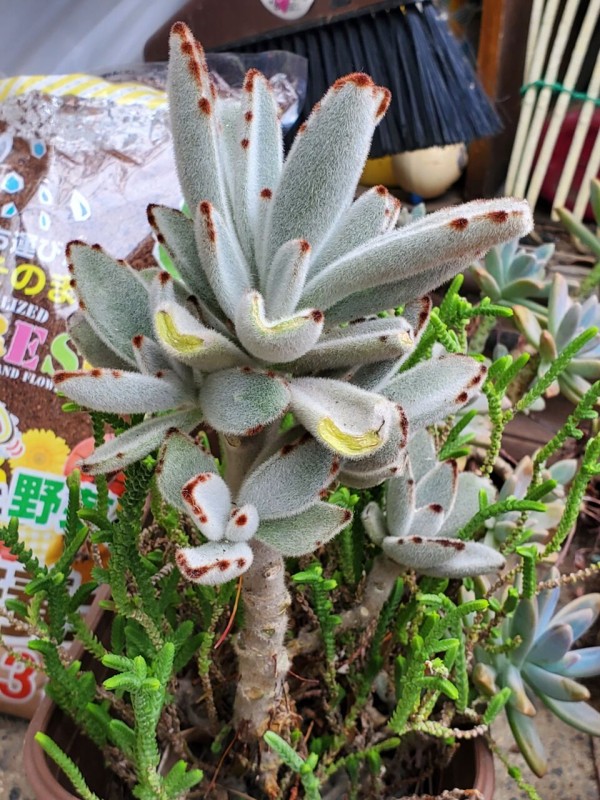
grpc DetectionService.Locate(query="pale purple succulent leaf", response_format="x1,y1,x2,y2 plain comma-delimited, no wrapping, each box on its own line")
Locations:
524,662,590,702
505,663,537,716
510,598,538,667
555,303,583,351
569,358,600,379
181,471,232,540
536,580,561,633
260,73,390,267
512,305,543,348
506,253,538,282
471,265,501,299
560,371,593,404
548,274,571,338
557,647,600,679
198,368,290,436
552,594,600,637
506,705,548,778
176,541,253,586
157,429,218,513
67,242,153,364
237,434,338,520
483,245,504,284
80,410,203,475
54,369,191,414
472,662,499,695
540,652,580,676
528,624,573,666
539,330,558,363
167,25,229,216
540,696,600,738
501,278,550,300
234,290,323,363
255,501,351,556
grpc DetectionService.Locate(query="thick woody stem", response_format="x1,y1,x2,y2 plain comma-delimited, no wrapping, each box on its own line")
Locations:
340,554,402,631
221,432,292,795
233,539,291,737
220,432,265,496
220,433,291,727
289,554,404,660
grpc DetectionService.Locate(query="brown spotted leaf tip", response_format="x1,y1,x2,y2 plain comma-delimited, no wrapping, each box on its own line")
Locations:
176,541,253,586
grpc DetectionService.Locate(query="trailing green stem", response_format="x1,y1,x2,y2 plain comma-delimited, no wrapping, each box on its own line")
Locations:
544,433,600,556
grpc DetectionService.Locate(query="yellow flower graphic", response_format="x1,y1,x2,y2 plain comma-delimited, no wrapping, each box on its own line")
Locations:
0,458,6,483
9,429,70,475
0,312,8,357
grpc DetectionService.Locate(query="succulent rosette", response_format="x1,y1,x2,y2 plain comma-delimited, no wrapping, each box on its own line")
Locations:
470,238,554,313
474,575,600,776
55,23,532,491
514,273,600,403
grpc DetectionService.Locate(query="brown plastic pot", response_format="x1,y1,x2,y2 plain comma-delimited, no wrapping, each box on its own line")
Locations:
24,586,112,800
24,592,495,800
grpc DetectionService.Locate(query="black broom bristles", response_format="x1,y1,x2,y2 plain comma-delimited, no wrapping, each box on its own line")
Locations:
237,1,501,157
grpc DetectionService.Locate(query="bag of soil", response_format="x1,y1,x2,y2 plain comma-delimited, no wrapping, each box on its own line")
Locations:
0,73,180,718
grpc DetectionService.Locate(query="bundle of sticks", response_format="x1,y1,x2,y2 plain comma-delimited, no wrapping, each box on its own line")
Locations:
506,0,599,221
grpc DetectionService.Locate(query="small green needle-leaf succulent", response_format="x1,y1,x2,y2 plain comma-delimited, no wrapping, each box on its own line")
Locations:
474,575,600,777
484,455,576,549
513,274,600,403
54,22,533,487
362,430,504,578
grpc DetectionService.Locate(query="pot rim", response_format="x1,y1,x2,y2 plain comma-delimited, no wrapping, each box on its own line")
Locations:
24,585,495,800
23,585,111,800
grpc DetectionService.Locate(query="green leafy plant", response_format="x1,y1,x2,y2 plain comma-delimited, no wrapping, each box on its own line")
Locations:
6,20,600,800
